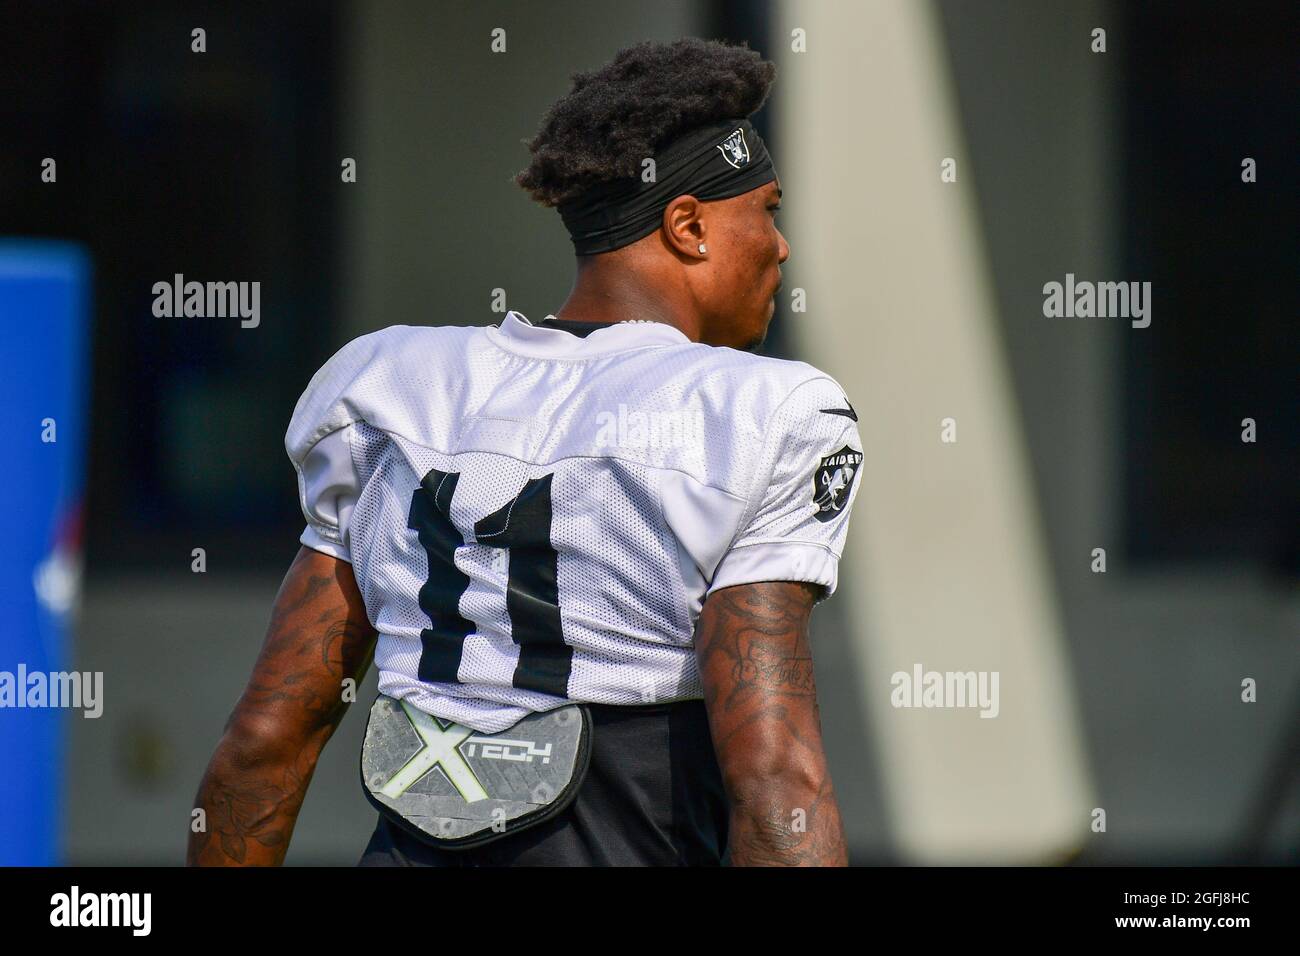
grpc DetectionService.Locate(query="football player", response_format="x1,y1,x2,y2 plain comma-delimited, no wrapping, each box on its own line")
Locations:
188,37,862,867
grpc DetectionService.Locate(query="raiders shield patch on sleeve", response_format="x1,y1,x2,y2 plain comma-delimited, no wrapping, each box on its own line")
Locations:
812,445,863,522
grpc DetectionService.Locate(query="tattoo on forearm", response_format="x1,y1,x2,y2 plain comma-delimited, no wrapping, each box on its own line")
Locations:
190,760,305,864
188,552,376,866
727,773,845,867
695,580,848,866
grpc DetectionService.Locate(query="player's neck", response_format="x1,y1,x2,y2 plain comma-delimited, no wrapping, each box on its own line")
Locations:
552,266,701,341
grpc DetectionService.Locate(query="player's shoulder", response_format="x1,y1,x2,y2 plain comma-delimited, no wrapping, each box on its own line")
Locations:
660,341,854,426
311,323,477,377
287,323,480,454
298,323,480,400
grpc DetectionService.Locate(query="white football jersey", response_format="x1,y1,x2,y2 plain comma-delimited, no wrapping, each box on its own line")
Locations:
286,311,863,733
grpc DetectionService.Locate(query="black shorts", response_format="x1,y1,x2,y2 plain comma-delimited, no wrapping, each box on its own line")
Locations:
357,699,730,866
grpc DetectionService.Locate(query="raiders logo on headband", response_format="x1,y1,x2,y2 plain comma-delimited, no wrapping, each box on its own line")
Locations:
812,445,863,522
717,127,751,169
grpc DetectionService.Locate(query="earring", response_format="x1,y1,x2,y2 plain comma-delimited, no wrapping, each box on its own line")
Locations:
698,243,707,254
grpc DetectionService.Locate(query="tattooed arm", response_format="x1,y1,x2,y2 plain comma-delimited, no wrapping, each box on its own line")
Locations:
694,580,848,866
187,546,376,866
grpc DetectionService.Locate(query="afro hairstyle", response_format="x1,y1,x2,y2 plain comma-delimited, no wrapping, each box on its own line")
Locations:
514,37,776,208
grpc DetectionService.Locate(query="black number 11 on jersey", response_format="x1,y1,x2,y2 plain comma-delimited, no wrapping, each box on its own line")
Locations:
407,468,571,698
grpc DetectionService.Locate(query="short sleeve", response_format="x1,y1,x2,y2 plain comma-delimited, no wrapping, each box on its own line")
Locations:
286,337,376,564
708,376,863,598
291,424,360,562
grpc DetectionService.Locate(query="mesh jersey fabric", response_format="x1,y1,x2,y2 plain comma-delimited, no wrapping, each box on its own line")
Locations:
286,311,863,733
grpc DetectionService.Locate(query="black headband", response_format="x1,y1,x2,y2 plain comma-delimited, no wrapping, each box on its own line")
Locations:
557,117,778,256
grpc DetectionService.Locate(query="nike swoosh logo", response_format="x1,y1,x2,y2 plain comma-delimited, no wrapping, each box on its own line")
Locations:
820,401,858,422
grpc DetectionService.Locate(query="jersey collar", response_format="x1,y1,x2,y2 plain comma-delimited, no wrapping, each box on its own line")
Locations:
488,310,692,358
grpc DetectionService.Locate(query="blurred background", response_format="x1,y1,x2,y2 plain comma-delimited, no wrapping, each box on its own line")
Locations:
0,0,1295,864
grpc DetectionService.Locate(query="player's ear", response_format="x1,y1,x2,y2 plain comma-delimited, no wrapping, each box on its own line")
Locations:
661,195,708,259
